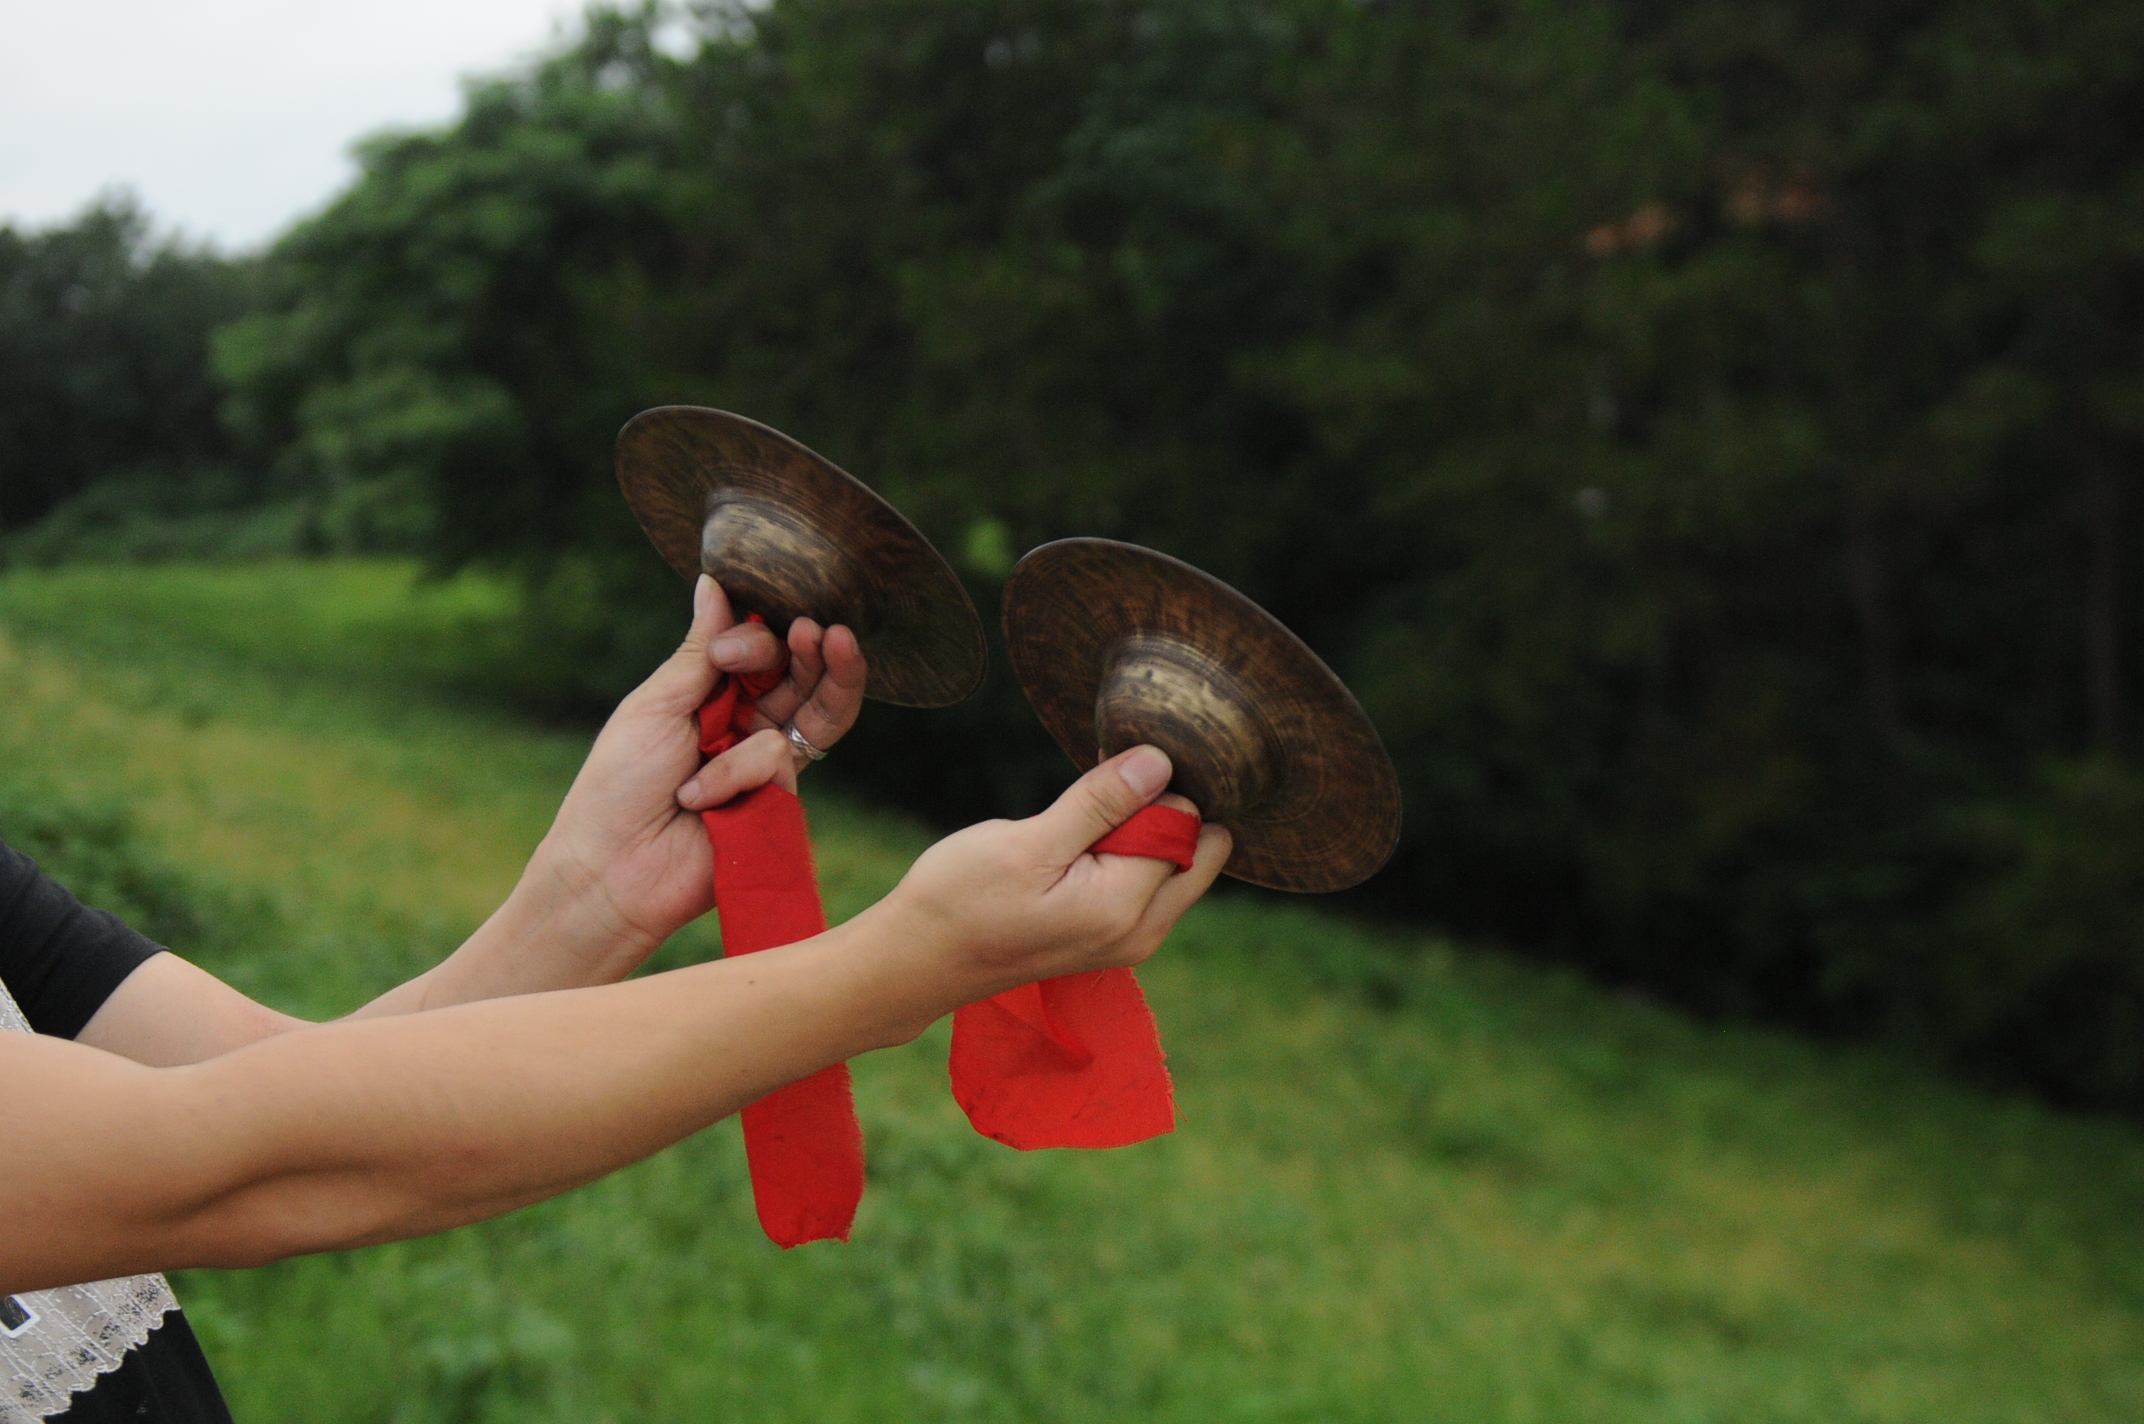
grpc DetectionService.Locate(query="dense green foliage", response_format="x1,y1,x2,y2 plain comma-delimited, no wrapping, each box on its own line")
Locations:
7,1,2144,1108
0,198,276,560
7,560,2144,1421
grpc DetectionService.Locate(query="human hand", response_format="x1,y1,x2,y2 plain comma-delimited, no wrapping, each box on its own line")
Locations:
678,594,868,803
520,576,868,978
871,746,1232,1019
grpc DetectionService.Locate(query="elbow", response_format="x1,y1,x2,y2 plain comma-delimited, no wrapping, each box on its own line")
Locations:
177,1178,423,1270
178,1163,507,1271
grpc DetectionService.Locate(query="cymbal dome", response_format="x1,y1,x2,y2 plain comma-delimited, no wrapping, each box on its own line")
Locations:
1004,539,1401,893
616,406,986,709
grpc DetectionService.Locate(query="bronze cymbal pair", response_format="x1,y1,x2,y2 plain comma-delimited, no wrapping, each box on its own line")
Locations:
617,406,1399,893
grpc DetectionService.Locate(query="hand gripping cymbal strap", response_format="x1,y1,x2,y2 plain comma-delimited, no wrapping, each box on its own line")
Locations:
949,804,1200,1150
697,615,865,1247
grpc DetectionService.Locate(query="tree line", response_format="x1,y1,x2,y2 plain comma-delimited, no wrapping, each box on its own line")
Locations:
5,0,2144,1110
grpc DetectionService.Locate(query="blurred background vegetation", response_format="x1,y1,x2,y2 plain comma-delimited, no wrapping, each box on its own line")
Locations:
7,0,2144,1120
7,561,2143,1419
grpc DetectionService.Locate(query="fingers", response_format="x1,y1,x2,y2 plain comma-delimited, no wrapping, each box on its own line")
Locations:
1029,746,1173,862
708,618,785,679
1081,790,1198,875
787,617,828,690
1072,790,1213,943
741,621,867,758
740,617,825,731
637,575,728,718
788,624,867,752
676,727,799,809
1123,820,1232,954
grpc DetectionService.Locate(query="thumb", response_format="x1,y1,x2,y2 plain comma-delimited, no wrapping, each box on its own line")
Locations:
642,574,730,716
1030,745,1174,862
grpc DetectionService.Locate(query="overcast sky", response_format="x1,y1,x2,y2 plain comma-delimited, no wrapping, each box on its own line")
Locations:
0,0,598,251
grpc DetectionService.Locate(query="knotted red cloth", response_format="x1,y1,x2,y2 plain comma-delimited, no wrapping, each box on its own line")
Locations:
696,617,864,1248
697,615,1200,1233
948,802,1201,1150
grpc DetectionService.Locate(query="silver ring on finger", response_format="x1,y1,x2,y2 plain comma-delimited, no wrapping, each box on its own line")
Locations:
785,724,829,765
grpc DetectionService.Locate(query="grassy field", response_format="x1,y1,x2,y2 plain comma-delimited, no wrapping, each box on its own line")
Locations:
6,560,2144,1423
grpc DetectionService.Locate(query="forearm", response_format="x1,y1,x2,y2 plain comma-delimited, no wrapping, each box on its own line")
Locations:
73,843,652,1067
3,900,951,1295
22,748,1225,1294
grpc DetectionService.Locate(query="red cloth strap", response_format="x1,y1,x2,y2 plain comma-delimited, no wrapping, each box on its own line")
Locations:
1090,806,1201,870
948,803,1200,1150
697,616,864,1248
695,610,1200,1231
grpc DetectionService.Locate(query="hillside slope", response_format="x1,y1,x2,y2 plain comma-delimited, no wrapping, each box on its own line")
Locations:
4,561,2142,1423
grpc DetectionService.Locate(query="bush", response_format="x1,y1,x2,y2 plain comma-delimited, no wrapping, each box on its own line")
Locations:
1943,761,2144,1107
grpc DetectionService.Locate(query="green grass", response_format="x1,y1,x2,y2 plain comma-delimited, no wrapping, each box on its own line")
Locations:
5,559,2144,1422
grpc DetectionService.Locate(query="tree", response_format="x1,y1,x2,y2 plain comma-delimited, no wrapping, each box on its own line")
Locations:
216,0,2144,1107
0,195,252,540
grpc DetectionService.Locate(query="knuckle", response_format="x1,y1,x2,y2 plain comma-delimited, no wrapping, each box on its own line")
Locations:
1115,931,1161,968
1081,894,1142,945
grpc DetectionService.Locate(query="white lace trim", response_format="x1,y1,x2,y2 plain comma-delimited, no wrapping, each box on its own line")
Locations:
2,977,180,1421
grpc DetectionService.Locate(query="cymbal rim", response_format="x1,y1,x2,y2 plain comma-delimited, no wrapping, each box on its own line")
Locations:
616,406,987,708
1004,538,1401,892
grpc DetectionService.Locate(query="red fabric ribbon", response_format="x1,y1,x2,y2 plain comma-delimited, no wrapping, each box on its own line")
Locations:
947,803,1201,1150
695,612,1200,1233
697,616,864,1248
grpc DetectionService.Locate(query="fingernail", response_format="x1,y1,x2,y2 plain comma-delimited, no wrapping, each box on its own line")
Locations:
711,630,751,666
1118,745,1171,800
693,574,713,624
678,776,702,805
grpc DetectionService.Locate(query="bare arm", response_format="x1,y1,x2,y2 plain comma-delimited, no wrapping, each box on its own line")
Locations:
8,908,912,1293
77,575,867,1065
73,953,307,1066
4,746,1228,1295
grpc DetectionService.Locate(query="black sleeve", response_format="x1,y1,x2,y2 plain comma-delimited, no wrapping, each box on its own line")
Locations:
0,834,163,1038
51,1312,233,1424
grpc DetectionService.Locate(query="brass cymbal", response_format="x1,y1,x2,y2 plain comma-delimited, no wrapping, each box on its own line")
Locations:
617,406,986,707
1004,539,1400,892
